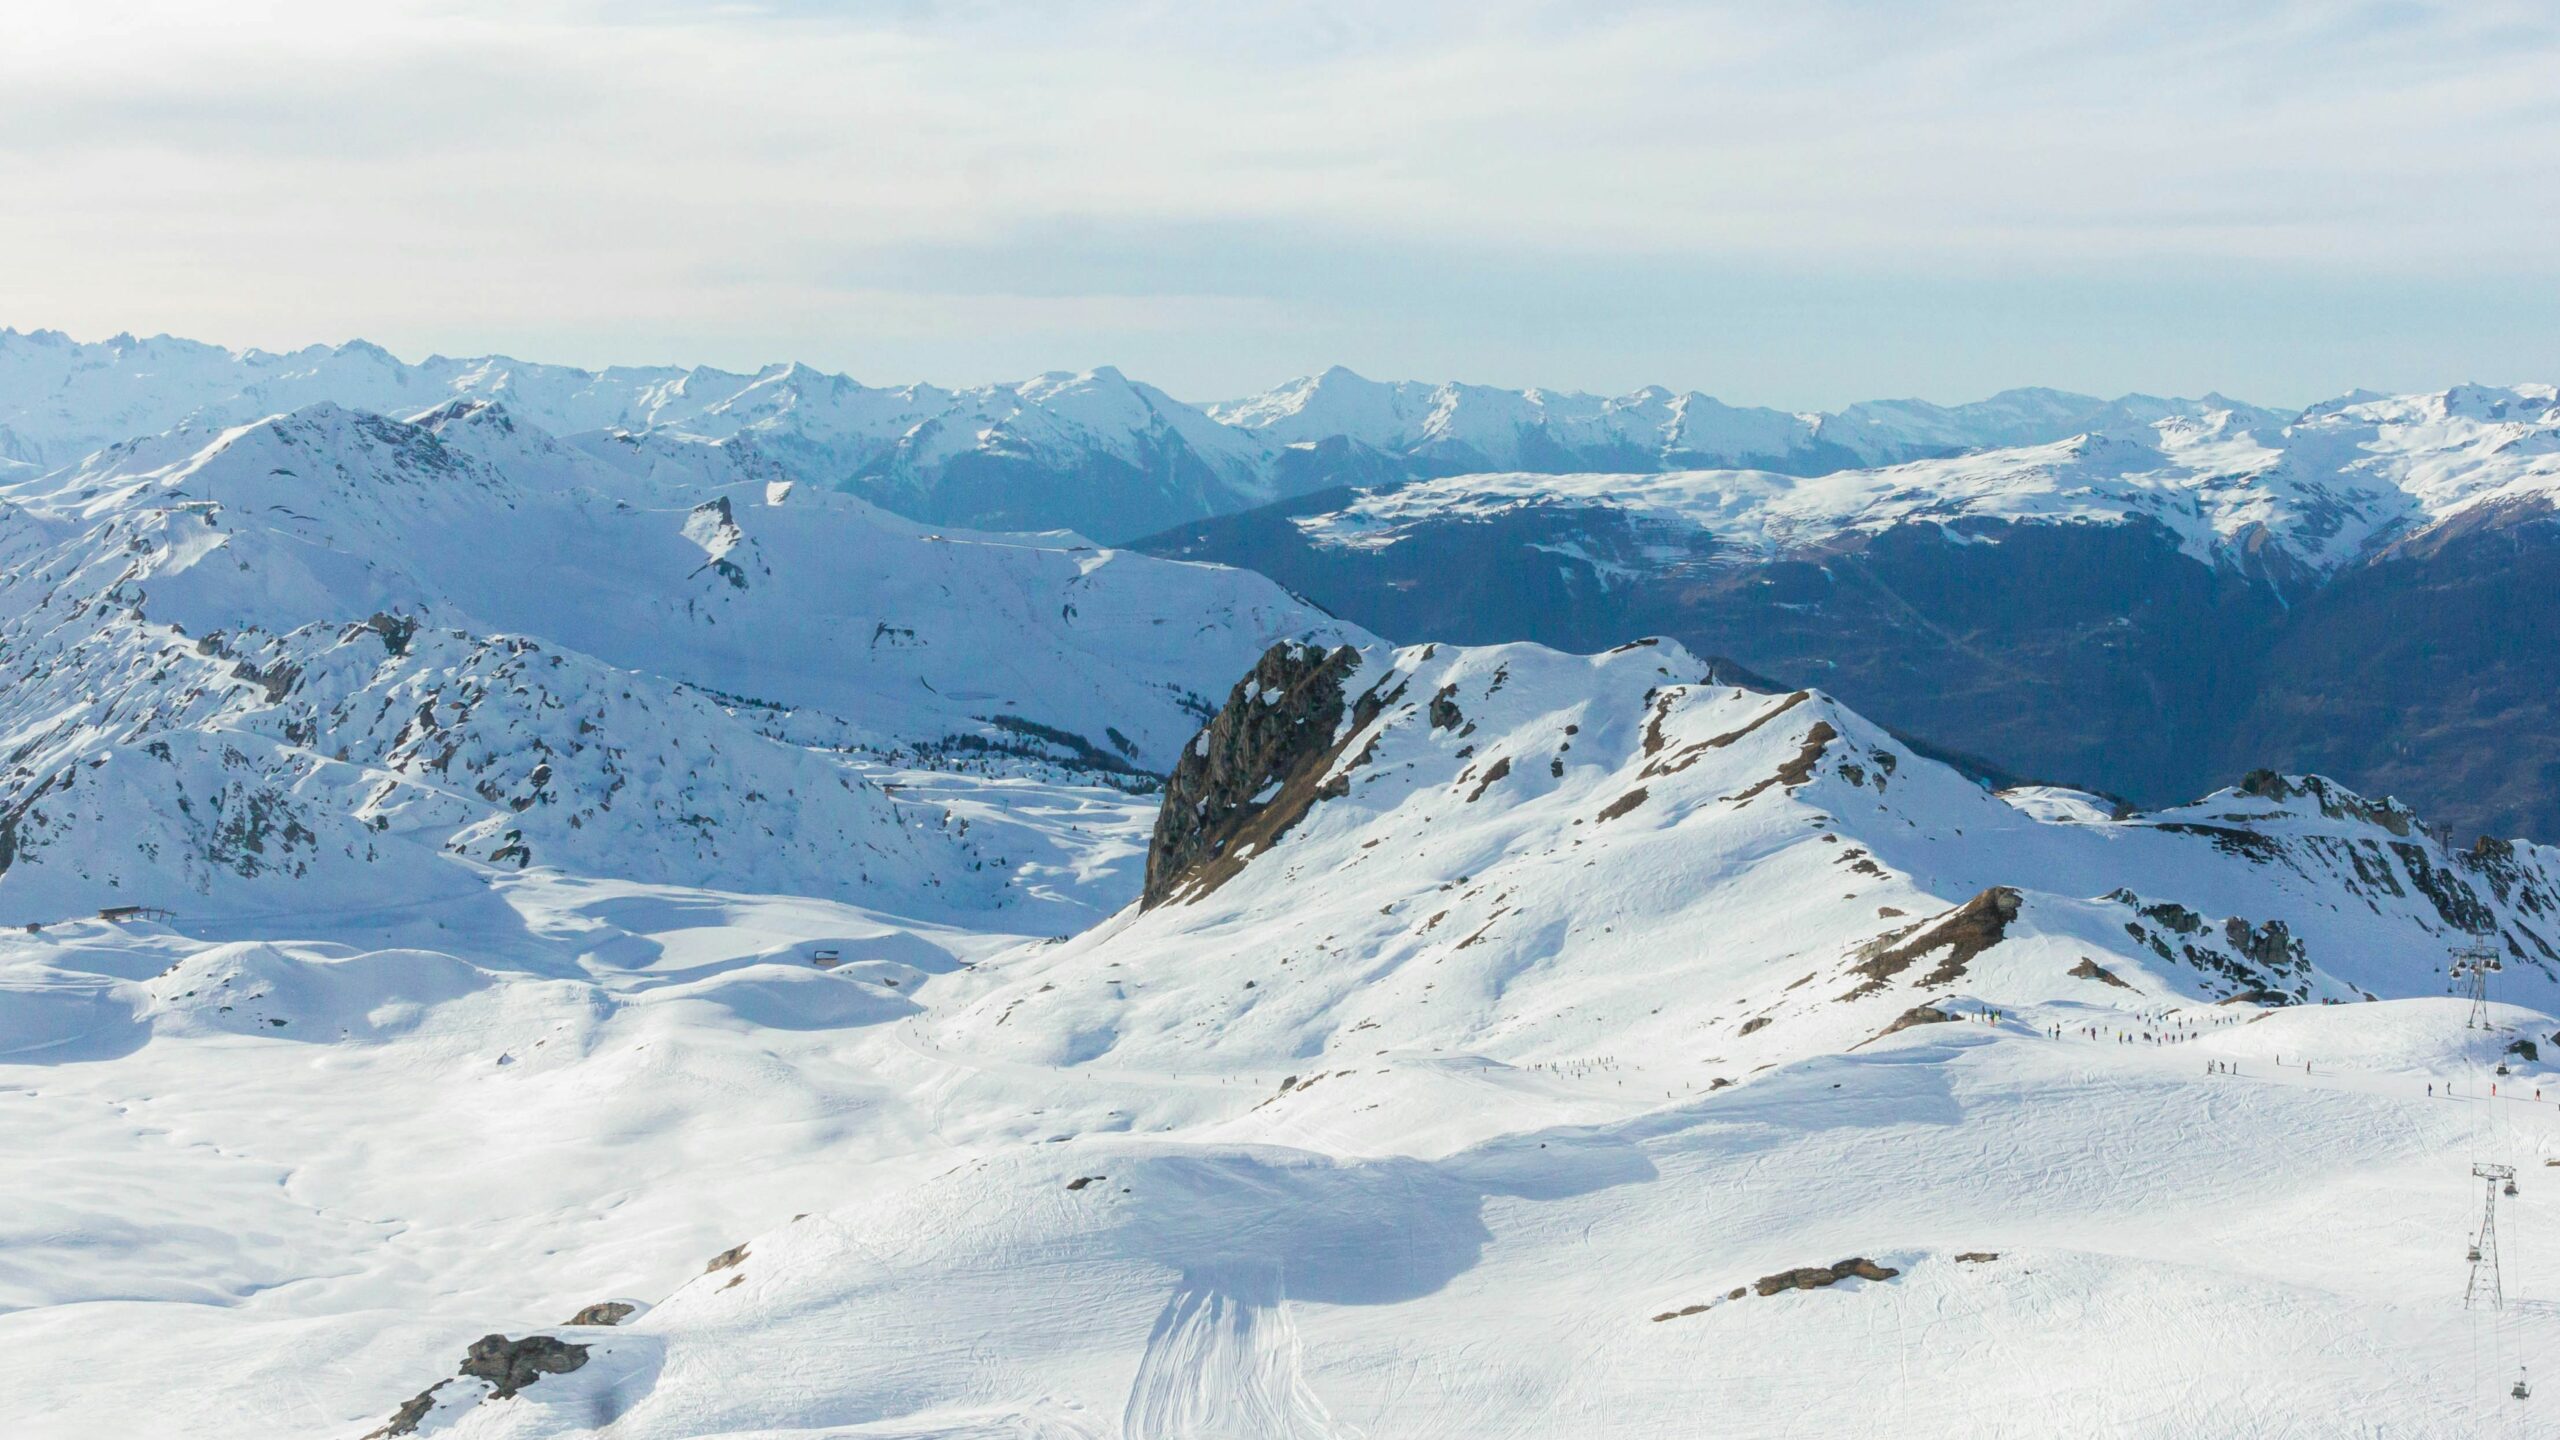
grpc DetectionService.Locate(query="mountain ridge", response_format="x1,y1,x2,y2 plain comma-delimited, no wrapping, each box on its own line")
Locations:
3,325,2350,540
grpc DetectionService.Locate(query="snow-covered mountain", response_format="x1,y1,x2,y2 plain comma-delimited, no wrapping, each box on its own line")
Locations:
976,637,2560,1073
0,330,1285,541
1235,384,2560,590
16,328,2560,1438
1148,383,2560,840
1209,366,2291,479
0,398,1354,921
1210,367,1847,474
20,634,2554,1436
1,328,2317,542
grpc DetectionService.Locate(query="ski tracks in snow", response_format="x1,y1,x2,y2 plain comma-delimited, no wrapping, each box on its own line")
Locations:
1123,1263,1357,1440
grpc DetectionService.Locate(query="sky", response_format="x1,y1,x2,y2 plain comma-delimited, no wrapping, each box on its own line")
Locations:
5,0,2560,407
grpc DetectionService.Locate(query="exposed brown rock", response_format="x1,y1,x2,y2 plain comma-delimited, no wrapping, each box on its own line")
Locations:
1872,1004,1956,1040
1728,719,1839,804
1596,787,1650,823
565,1301,635,1327
1753,1257,1899,1296
705,1243,750,1273
1643,690,1810,778
2219,988,2293,1005
363,1382,447,1438
460,1333,590,1400
2069,958,2132,989
2237,771,2414,835
1428,684,1464,731
1842,887,2021,999
1142,642,1374,908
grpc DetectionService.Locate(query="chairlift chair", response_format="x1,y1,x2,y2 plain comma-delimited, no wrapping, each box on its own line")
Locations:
2507,1178,2521,1197
2516,1366,2532,1400
2470,1245,2484,1262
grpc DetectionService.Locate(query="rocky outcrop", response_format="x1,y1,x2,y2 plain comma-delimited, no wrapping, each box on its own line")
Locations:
2112,889,2317,1001
461,1333,590,1400
1876,1004,1957,1038
1754,1257,1899,1296
2236,771,2416,835
362,1382,448,1439
1843,887,2021,998
2069,958,2133,989
1142,642,1372,908
364,1332,591,1436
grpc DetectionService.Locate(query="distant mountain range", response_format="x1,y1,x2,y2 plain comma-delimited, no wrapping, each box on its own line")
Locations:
8,326,2559,841
0,327,2296,542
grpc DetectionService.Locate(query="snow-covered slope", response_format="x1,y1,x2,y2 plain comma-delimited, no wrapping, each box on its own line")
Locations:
0,331,1306,541
0,400,1355,923
953,638,2560,1081
24,636,2539,1438
0,615,986,923
7,601,2560,1440
0,331,1279,540
487,646,2556,1440
2,399,1348,769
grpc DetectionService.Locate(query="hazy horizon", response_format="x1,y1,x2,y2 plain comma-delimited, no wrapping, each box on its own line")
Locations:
10,1,2560,409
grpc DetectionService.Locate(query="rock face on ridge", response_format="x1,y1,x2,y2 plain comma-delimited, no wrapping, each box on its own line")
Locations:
1141,641,1370,908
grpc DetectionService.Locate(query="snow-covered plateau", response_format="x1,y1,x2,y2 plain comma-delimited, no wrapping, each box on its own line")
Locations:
8,343,2560,1438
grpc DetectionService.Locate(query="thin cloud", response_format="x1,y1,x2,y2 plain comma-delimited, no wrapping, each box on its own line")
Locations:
2,0,2556,400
